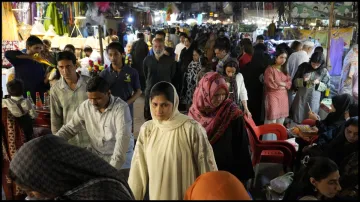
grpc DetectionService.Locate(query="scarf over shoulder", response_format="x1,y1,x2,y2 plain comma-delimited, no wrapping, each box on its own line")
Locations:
188,72,242,144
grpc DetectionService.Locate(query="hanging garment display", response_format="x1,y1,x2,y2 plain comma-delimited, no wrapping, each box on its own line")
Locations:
44,2,65,35
2,41,20,67
85,4,105,25
329,37,345,76
2,2,20,41
31,2,37,25
12,2,31,26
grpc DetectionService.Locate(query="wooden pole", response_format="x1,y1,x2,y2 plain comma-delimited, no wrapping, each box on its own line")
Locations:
98,25,104,64
326,2,335,68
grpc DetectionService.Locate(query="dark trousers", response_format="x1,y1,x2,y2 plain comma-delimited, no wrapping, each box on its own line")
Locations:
15,114,33,142
139,75,146,92
144,94,152,121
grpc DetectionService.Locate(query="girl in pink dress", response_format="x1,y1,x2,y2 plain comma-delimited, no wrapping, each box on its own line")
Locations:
263,49,292,140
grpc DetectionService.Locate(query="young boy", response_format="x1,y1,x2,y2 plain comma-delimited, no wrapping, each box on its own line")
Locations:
2,79,37,142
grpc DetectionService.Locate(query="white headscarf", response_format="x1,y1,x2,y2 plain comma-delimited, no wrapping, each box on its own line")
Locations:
149,82,190,130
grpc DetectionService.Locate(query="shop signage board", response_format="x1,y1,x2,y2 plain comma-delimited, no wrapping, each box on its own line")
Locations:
291,2,353,19
284,27,354,49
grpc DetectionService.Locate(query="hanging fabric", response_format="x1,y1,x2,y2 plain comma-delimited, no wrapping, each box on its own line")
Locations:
69,2,73,26
30,2,36,25
74,2,79,17
62,3,68,27
44,2,65,35
2,2,19,41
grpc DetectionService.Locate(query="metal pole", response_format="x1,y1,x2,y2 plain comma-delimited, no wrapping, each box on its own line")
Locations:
98,25,105,64
326,2,335,68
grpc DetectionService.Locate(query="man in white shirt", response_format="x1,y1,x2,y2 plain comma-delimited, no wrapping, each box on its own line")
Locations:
287,40,315,80
174,32,187,62
286,40,315,109
56,76,134,178
83,46,102,63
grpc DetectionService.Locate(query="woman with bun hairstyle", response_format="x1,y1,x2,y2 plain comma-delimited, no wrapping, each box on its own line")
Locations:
283,156,341,200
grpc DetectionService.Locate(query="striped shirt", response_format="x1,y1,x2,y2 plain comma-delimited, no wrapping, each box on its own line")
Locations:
50,75,90,148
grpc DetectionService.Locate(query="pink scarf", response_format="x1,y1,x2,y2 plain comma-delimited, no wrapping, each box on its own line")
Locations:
188,72,242,144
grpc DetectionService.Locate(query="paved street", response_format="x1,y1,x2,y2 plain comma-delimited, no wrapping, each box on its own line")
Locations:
133,95,146,139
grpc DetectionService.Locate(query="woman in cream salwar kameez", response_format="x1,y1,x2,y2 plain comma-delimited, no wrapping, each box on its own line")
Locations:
128,82,217,200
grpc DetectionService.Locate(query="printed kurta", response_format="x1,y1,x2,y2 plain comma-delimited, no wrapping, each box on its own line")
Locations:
264,66,292,120
291,63,330,123
180,61,202,105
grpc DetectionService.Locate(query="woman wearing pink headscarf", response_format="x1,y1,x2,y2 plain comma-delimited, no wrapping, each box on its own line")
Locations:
338,44,358,101
189,72,254,183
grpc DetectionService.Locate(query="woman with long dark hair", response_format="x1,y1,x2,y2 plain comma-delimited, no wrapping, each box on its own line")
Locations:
290,52,330,124
263,49,292,140
283,156,341,200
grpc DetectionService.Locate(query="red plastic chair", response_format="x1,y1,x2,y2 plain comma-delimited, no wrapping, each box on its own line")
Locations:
244,115,296,167
243,115,297,188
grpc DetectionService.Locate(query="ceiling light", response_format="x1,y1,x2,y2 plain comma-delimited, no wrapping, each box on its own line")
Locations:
128,17,133,23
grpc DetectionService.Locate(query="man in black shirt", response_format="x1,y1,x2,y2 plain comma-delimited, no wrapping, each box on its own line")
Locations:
131,33,149,91
143,38,176,120
5,35,49,101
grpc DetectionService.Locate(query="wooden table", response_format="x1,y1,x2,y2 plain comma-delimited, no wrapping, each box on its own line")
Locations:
34,109,51,128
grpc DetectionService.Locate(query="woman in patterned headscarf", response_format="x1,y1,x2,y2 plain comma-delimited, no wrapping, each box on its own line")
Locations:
9,135,134,200
189,72,254,183
338,44,358,101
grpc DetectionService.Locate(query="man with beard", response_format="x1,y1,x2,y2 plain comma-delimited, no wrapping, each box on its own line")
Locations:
143,38,176,120
148,30,175,58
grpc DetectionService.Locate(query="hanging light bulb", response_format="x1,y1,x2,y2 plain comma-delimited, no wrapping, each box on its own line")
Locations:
128,16,134,23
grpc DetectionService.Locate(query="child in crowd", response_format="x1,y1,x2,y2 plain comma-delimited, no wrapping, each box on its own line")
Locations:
2,79,37,142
